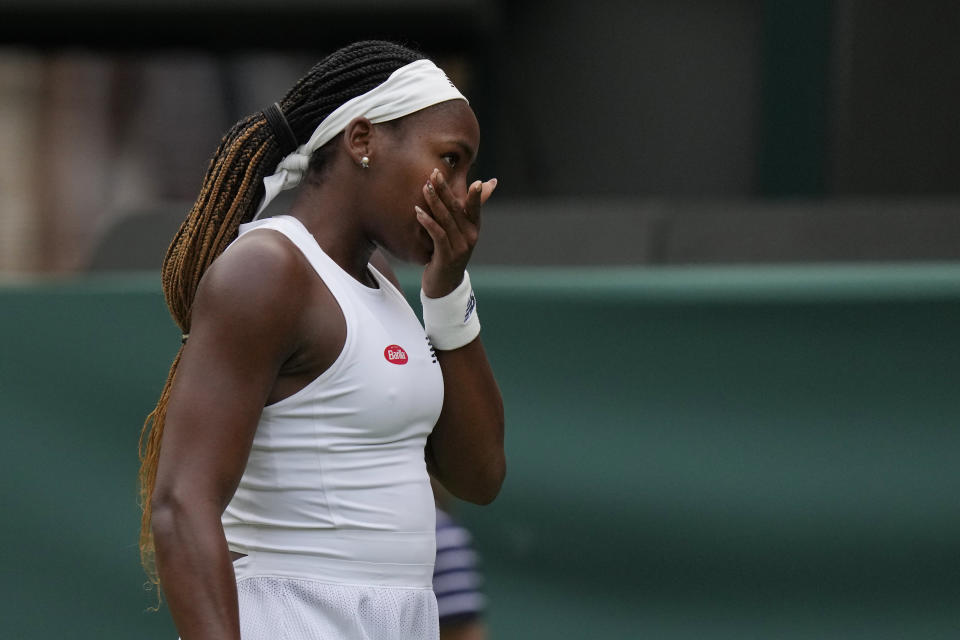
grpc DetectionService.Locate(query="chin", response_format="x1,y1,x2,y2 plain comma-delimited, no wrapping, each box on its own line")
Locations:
410,248,432,266
383,243,431,266
410,237,434,265
381,227,433,265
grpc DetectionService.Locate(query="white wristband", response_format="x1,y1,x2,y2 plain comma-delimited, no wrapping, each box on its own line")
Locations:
420,271,481,351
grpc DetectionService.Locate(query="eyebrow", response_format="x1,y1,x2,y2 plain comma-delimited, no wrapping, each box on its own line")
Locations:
451,139,477,165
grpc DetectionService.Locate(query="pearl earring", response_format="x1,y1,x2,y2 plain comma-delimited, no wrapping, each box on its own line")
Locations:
360,156,370,169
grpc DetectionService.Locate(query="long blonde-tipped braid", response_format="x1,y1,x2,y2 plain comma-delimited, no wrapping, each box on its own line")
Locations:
137,39,427,594
137,118,280,590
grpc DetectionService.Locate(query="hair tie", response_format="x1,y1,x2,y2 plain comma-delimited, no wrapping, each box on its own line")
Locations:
263,103,298,156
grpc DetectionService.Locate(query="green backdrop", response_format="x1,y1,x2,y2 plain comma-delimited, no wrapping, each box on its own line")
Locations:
3,264,960,639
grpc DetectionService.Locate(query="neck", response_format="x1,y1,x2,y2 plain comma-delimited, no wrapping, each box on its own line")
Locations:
288,171,377,287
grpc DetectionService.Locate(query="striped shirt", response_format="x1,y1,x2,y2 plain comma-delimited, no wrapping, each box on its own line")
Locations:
433,507,486,624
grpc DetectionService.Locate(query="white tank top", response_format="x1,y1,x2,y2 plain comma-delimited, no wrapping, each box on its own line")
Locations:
220,215,444,589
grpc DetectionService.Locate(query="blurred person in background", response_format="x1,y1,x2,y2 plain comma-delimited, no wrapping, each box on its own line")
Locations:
433,480,489,640
137,40,504,640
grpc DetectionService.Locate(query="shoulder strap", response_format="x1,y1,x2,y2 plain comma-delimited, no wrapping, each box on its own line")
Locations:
235,215,357,308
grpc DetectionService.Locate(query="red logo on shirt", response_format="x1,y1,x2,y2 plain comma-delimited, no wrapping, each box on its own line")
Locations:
384,345,408,364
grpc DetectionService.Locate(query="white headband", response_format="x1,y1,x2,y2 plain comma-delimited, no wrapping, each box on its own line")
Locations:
255,58,468,218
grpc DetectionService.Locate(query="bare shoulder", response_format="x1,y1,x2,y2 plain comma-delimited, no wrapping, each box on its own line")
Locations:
191,229,314,347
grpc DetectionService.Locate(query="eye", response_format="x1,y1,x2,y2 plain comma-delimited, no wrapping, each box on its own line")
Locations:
442,152,459,169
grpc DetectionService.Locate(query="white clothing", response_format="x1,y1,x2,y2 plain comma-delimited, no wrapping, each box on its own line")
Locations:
218,215,444,638
236,573,439,640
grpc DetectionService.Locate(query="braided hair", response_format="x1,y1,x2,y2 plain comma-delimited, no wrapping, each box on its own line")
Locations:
138,40,426,588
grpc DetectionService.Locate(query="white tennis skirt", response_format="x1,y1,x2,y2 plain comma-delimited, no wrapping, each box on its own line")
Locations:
235,574,439,640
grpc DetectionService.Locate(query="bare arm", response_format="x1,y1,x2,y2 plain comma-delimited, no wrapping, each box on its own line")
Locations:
150,233,310,639
441,620,488,640
428,337,504,504
415,171,506,504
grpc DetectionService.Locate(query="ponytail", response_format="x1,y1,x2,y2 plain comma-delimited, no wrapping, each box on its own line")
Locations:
137,39,426,592
138,111,284,588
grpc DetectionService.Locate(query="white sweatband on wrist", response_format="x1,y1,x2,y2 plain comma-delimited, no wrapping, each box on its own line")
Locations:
421,271,481,351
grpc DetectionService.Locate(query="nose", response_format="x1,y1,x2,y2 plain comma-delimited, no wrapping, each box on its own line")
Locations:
452,177,469,203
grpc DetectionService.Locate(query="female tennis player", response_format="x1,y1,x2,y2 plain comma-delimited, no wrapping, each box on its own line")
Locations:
137,40,505,639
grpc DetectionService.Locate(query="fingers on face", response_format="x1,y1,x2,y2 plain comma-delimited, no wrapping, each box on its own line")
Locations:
480,178,497,205
423,170,465,243
419,169,490,253
465,180,483,220
420,177,457,255
432,170,463,223
415,205,447,247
